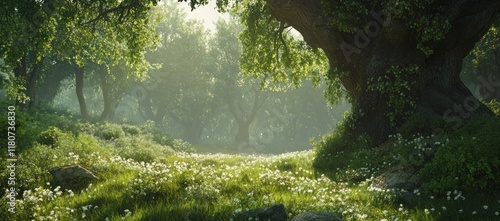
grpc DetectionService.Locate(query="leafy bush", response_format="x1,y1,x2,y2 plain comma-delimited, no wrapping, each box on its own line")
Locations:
114,136,175,163
122,124,141,135
172,139,196,153
419,116,500,194
75,122,97,135
37,126,73,147
0,104,80,153
98,123,125,140
14,144,57,192
9,128,112,192
397,112,446,139
140,121,175,147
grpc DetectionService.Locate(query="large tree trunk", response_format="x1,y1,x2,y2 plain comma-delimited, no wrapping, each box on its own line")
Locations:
267,0,500,145
75,66,88,120
14,57,42,109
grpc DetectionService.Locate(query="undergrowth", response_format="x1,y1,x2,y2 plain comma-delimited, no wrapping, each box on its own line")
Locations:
0,107,499,221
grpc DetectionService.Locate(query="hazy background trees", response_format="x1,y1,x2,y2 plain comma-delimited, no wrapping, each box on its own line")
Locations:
2,1,347,153
4,0,498,153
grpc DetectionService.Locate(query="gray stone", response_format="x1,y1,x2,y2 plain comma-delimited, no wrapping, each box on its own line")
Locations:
370,169,420,190
48,164,98,189
234,204,287,221
291,212,342,221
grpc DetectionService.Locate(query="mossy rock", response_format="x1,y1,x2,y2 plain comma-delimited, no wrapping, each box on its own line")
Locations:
48,164,98,190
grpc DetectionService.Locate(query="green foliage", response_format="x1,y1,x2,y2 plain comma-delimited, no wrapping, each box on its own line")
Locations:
114,136,175,163
1,109,500,220
172,139,197,153
461,21,499,86
319,0,368,32
37,126,73,147
3,75,29,103
98,122,125,141
324,69,350,105
0,0,161,104
237,0,329,90
13,144,57,192
386,133,442,172
410,14,451,56
142,2,220,144
0,105,77,153
419,116,500,194
368,65,419,126
4,129,111,192
141,123,175,147
122,124,141,135
483,99,500,116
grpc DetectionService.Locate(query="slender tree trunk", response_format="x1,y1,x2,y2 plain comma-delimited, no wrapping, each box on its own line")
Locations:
138,96,156,121
75,66,88,120
154,99,168,126
26,66,40,108
234,121,251,144
99,65,114,122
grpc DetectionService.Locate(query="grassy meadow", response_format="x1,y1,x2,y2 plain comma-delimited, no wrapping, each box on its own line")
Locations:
1,108,499,221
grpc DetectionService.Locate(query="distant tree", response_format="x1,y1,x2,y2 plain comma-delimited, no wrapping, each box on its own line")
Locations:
141,3,219,145
462,17,500,102
182,0,500,145
0,0,160,111
209,19,268,146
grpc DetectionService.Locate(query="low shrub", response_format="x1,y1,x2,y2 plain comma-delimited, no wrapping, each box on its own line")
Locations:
113,136,175,163
419,116,500,194
14,144,57,192
122,124,141,135
37,126,73,147
172,139,196,153
98,123,125,140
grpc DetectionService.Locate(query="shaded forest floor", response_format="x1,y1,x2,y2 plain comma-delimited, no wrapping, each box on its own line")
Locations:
1,107,499,221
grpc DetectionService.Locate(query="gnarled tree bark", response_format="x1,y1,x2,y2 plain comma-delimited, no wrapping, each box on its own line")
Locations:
267,0,500,144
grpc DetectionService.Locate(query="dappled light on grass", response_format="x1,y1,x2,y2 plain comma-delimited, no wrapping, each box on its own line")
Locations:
0,111,499,220
2,147,500,220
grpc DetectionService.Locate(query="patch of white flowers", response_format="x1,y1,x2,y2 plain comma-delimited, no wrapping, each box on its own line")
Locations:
3,148,498,220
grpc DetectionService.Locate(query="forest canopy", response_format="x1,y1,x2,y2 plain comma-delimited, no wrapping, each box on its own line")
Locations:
1,0,500,145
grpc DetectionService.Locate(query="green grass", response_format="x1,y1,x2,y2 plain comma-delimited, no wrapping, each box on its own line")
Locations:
2,150,500,221
1,110,499,221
